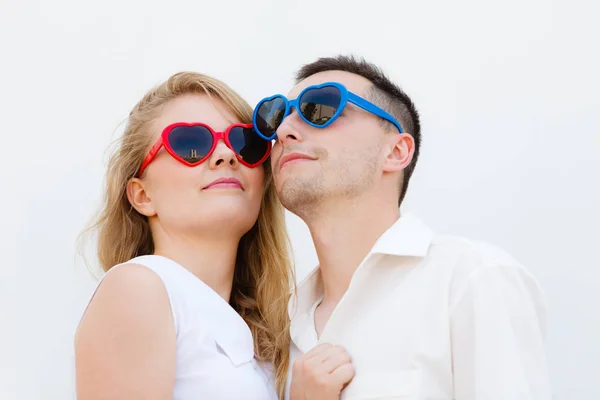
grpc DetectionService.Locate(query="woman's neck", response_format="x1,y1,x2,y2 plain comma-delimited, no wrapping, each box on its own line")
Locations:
152,228,240,302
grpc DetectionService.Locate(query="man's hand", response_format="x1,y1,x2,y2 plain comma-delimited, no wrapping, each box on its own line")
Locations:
289,343,355,400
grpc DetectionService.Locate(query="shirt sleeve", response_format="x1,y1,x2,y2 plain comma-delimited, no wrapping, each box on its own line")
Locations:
450,264,552,400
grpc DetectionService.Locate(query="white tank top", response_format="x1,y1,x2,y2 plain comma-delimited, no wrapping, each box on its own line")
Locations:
108,254,277,400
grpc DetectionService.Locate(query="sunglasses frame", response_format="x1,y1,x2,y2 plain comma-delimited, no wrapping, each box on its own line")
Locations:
138,122,271,176
252,82,404,140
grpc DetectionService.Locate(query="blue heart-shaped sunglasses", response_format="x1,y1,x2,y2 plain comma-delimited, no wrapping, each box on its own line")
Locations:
252,82,403,140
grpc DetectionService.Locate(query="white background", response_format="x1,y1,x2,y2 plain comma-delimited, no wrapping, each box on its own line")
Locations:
1,0,598,398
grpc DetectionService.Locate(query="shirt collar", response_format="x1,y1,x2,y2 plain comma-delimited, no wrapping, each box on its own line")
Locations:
370,212,434,257
204,294,255,366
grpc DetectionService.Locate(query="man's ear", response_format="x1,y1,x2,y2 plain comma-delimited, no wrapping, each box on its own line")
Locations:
382,133,415,173
126,178,157,217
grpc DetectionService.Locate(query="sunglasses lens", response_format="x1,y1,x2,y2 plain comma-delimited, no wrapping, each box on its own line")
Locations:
229,127,270,165
255,96,287,138
299,86,341,126
168,125,213,162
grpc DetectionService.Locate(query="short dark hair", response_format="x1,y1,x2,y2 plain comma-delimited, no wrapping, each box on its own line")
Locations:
296,55,421,206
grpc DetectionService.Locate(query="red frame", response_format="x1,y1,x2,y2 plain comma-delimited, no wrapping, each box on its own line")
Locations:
138,122,271,176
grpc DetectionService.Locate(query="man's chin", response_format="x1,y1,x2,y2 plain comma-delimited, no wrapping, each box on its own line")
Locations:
277,179,324,212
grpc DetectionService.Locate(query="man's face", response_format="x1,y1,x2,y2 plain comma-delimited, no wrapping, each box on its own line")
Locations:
270,71,389,214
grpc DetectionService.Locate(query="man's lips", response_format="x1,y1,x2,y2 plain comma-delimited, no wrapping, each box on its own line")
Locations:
202,177,243,190
280,153,316,169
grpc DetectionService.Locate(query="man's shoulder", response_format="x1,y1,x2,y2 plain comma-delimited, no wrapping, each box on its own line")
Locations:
430,234,522,269
425,233,533,290
426,233,546,307
396,213,522,272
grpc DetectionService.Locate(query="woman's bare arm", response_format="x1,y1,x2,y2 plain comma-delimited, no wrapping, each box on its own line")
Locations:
74,264,176,400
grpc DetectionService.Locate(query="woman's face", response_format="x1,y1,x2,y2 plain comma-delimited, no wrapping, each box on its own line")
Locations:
129,93,265,239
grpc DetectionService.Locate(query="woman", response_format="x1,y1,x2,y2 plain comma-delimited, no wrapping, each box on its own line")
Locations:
75,72,292,399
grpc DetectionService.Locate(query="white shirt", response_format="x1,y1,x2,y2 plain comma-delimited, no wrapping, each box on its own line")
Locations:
111,255,277,400
285,213,551,400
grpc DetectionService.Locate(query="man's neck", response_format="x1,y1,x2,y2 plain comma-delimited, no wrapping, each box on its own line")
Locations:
151,225,240,302
305,193,400,305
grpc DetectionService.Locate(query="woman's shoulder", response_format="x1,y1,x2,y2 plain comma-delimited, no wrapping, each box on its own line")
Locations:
101,262,167,297
77,263,173,337
74,263,177,397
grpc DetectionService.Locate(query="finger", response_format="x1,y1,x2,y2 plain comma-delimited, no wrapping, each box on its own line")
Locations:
304,344,349,368
303,342,334,362
330,363,355,388
318,344,351,365
321,348,352,374
293,343,334,375
326,345,351,358
301,346,347,378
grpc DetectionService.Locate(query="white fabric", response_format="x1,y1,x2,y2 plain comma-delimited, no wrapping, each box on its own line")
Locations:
110,255,277,400
285,213,551,400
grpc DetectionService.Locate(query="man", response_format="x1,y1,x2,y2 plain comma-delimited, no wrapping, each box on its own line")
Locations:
254,55,551,399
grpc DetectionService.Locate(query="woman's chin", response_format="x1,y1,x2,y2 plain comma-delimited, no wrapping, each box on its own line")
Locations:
191,209,259,235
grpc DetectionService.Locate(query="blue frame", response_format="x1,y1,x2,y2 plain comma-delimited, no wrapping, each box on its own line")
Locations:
252,82,403,140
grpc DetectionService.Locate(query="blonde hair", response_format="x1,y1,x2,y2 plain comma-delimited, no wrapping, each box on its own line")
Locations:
81,72,293,397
